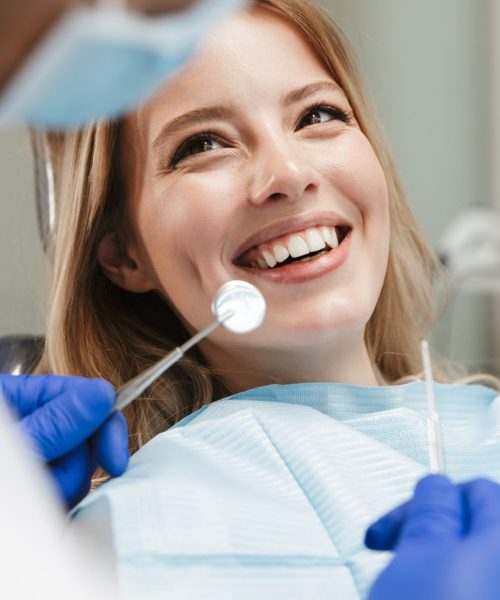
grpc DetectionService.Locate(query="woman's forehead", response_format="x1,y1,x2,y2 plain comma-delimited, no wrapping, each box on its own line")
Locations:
141,7,337,128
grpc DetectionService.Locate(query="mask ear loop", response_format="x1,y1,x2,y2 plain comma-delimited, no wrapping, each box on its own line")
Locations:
31,131,56,255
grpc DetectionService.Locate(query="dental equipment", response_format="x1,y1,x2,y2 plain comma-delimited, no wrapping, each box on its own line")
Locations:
421,339,446,474
114,280,266,412
439,206,500,294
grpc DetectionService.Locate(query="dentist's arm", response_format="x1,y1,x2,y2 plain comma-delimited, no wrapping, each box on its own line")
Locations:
366,475,500,600
0,374,129,508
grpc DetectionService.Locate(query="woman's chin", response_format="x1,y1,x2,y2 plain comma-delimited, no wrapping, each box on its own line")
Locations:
266,300,372,337
251,317,369,353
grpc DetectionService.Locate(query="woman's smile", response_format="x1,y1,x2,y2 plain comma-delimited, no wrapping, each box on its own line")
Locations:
236,229,351,285
232,211,352,284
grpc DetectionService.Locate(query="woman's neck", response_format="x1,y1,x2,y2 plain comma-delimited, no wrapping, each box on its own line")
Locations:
201,334,380,396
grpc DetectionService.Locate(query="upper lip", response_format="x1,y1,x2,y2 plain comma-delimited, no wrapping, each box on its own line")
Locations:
232,211,352,263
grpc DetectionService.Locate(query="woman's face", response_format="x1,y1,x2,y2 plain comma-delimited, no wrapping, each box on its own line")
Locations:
112,8,390,383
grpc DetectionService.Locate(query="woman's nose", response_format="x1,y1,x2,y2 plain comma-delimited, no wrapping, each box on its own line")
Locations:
247,139,319,206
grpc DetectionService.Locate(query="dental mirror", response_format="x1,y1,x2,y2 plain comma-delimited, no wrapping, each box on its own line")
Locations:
114,280,266,412
212,279,266,334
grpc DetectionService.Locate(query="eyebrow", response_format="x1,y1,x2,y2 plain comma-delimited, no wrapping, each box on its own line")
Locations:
281,80,344,106
152,80,344,154
152,106,235,155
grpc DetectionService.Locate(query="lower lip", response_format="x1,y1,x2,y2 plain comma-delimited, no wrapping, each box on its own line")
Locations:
238,232,351,284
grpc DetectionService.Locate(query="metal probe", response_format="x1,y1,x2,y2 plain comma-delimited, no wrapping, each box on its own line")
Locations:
421,339,446,474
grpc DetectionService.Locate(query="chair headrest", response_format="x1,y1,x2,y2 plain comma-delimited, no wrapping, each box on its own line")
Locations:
0,335,44,375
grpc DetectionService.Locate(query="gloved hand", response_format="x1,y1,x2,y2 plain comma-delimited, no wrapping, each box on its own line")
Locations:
0,374,129,508
365,475,500,600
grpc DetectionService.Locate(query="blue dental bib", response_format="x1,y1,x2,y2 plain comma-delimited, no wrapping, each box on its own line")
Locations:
73,382,500,599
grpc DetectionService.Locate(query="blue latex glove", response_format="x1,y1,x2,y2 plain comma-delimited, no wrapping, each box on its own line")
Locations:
0,374,129,508
365,475,500,600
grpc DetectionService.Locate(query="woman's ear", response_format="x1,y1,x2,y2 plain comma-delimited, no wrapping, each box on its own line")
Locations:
97,232,156,293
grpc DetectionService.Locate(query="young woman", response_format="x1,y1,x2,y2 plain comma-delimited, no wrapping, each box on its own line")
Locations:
36,0,500,597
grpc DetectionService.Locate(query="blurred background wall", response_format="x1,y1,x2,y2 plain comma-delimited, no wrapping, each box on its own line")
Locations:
0,0,497,372
0,129,46,336
493,0,500,365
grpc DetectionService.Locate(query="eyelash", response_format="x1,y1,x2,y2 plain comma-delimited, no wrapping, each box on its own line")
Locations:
170,132,225,169
168,102,353,169
297,103,352,128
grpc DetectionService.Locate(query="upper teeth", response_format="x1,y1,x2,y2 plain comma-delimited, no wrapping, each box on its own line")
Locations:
251,226,340,269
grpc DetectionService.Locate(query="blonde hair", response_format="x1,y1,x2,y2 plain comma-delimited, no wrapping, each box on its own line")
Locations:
36,0,448,453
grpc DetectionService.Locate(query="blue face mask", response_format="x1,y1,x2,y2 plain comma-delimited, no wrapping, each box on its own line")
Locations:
0,0,248,129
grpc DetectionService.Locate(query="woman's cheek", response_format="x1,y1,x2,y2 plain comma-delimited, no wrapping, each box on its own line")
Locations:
348,136,389,214
317,132,388,213
147,173,238,259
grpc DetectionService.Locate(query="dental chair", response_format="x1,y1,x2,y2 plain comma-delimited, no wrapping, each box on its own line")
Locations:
0,335,44,374
0,133,53,375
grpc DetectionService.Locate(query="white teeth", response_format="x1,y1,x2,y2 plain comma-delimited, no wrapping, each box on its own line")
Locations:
262,250,277,268
250,225,345,269
319,226,332,246
287,234,309,258
273,244,289,263
304,228,326,252
319,226,338,248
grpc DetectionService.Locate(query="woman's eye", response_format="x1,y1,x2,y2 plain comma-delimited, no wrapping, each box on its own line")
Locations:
297,106,350,130
171,134,223,167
